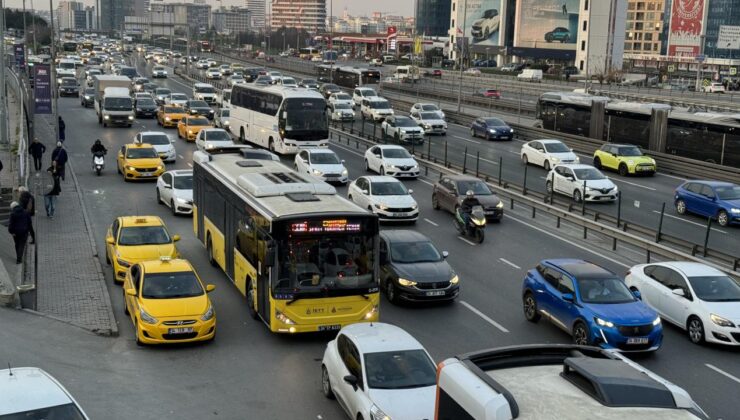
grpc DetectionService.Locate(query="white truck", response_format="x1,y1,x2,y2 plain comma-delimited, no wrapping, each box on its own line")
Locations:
436,344,708,420
94,76,134,127
394,65,421,83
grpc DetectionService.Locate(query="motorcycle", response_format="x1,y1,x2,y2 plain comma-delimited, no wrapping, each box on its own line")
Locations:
455,205,487,244
92,151,106,176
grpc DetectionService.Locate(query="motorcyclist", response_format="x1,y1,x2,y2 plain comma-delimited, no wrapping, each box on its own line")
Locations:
459,190,480,226
91,139,107,155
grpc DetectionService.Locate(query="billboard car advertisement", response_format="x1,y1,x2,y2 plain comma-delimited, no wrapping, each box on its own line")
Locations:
455,0,504,47
667,0,706,57
515,0,579,50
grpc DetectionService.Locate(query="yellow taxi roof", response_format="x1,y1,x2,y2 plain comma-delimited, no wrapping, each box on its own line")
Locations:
140,258,194,273
187,116,209,122
126,142,155,149
119,215,165,227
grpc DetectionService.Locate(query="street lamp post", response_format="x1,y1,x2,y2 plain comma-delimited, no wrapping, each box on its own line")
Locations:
48,0,59,142
456,0,468,112
329,0,333,83
0,0,6,145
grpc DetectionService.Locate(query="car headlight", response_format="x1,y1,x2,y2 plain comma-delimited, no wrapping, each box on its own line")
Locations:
128,115,134,120
175,196,189,204
496,201,504,209
398,278,417,287
594,317,614,328
364,305,378,320
710,314,735,328
551,157,560,163
136,108,142,111
85,95,91,99
341,169,348,176
165,116,171,121
275,309,295,325
104,115,110,119
188,130,193,134
730,208,740,214
200,304,215,321
510,129,514,133
126,165,136,171
156,165,163,170
374,203,389,211
575,156,581,163
450,275,459,284
369,404,391,420
650,158,656,164
116,258,130,267
139,307,158,324
652,316,661,326
489,128,497,133
224,121,230,126
312,169,323,176
423,124,431,129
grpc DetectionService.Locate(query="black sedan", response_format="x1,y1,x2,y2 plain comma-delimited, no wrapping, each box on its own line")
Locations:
470,117,514,141
319,83,342,99
80,87,96,107
184,100,215,119
379,230,459,304
135,97,158,118
432,174,503,221
59,77,79,97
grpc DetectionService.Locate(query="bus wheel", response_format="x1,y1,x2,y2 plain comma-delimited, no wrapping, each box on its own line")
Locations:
247,281,258,320
239,128,245,143
268,138,275,152
207,236,216,267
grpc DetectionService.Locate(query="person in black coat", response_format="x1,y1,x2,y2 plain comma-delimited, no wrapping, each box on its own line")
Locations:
18,186,35,244
29,138,46,171
8,202,31,264
44,168,61,218
50,142,68,181
58,116,66,142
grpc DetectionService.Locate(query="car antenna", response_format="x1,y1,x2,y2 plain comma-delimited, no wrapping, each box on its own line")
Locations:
7,363,13,376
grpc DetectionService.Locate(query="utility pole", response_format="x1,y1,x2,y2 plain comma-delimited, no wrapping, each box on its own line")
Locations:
329,0,333,83
0,0,7,145
695,35,706,92
456,0,467,112
186,25,190,75
22,0,28,52
48,0,59,142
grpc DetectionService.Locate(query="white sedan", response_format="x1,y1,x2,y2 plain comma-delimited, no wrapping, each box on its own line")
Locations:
294,148,348,184
278,77,298,88
135,131,175,163
410,102,444,119
156,169,193,215
206,69,222,80
328,92,354,107
195,128,235,151
546,164,617,203
151,66,168,78
195,60,210,69
227,75,245,87
166,93,188,107
521,139,580,170
321,323,436,420
364,145,420,178
348,176,418,222
625,261,740,346
410,111,447,135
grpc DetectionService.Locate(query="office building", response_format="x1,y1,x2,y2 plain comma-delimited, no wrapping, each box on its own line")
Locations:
415,0,451,37
149,2,211,32
247,0,266,30
574,0,627,75
101,0,134,31
270,0,326,32
704,0,740,58
57,1,83,30
624,0,665,56
213,7,252,35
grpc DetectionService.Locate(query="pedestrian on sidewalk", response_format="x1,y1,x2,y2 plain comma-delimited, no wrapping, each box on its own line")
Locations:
29,138,46,171
44,169,61,218
51,142,68,181
18,186,36,244
8,201,31,264
58,116,66,143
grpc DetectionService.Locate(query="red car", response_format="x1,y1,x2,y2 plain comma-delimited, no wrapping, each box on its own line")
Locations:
424,69,443,78
473,88,501,99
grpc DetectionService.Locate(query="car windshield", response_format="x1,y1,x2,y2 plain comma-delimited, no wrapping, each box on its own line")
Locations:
190,101,209,107
577,278,635,304
136,78,149,84
282,77,297,84
395,117,418,127
205,130,231,141
391,240,442,263
142,271,204,299
456,180,492,195
104,97,132,110
0,403,88,420
156,89,171,96
419,112,439,120
544,142,570,153
334,93,351,100
421,104,440,111
163,106,181,113
372,181,408,196
716,185,740,200
195,86,216,93
118,226,171,245
171,94,187,100
220,109,230,117
85,88,96,94
188,118,210,126
484,118,506,126
382,148,412,159
302,79,317,85
688,275,740,302
334,103,352,110
617,146,643,156
61,79,76,86
364,350,437,390
142,134,170,145
311,152,340,164
573,168,606,180
126,147,159,158
323,84,339,91
369,100,390,109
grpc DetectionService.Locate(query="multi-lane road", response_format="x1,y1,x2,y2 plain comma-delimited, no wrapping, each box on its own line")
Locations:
4,52,737,419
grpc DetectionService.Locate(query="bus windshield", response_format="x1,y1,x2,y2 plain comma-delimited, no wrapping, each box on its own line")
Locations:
283,98,328,140
361,72,381,85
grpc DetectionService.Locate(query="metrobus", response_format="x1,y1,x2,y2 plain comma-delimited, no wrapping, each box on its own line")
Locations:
192,150,380,333
229,84,329,154
299,47,320,60
199,40,212,52
61,41,77,52
536,92,740,167
316,65,381,89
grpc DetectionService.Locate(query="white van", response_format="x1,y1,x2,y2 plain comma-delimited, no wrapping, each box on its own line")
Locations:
361,96,394,122
517,68,543,82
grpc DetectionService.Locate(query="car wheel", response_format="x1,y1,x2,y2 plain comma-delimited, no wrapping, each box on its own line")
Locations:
522,154,528,165
123,291,129,315
207,236,217,267
573,189,583,203
171,200,177,216
246,281,258,320
523,292,540,322
321,365,335,399
618,163,628,177
717,210,730,227
364,159,370,172
572,322,591,345
543,160,551,171
432,193,440,210
687,316,705,344
676,199,687,215
156,188,162,204
470,128,476,138
386,280,398,304
105,247,111,265
135,321,144,346
379,166,385,175
593,157,601,169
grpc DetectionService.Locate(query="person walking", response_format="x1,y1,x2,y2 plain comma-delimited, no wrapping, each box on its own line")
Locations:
8,201,31,264
18,186,36,244
50,142,68,181
29,138,46,171
44,168,61,218
58,116,66,143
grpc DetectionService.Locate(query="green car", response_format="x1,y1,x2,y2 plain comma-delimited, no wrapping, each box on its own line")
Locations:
593,144,656,176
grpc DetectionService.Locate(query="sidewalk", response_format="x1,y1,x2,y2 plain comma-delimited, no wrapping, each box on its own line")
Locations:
28,114,117,335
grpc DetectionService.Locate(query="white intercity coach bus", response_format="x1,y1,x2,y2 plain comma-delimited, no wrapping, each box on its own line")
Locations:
229,84,330,154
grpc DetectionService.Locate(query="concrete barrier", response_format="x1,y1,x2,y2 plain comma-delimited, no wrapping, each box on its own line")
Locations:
0,259,19,307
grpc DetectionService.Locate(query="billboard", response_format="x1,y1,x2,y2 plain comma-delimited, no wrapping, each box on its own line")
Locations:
33,65,52,114
667,0,706,57
454,0,504,47
718,25,740,50
14,44,25,70
515,0,579,50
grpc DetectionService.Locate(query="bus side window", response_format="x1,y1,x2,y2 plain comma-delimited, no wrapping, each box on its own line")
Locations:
238,217,258,266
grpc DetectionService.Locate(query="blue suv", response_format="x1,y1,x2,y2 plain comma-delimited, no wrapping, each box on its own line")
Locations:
522,259,662,352
674,180,740,227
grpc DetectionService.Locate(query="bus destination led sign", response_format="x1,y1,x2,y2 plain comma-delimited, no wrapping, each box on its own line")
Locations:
289,219,362,233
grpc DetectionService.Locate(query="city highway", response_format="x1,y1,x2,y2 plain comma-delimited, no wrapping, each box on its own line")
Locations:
4,51,734,419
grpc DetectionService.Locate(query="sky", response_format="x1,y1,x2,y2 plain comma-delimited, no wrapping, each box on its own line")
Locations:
5,0,415,18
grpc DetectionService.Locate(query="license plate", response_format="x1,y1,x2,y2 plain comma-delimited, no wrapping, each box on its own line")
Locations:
394,212,409,217
637,167,652,171
426,291,446,296
141,173,153,177
168,327,193,334
318,325,341,332
627,337,648,345
485,211,495,215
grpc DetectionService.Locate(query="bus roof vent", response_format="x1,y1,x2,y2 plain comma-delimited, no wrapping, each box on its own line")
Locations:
235,160,263,168
236,172,336,197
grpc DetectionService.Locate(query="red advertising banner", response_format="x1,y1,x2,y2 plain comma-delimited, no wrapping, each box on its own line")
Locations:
667,0,705,57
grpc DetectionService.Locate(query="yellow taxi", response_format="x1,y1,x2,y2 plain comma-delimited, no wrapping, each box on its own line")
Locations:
157,105,187,128
117,143,165,181
123,257,216,345
105,216,180,283
177,116,212,141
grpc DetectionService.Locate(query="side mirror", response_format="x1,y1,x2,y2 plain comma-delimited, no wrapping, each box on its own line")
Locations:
106,237,114,245
561,293,575,303
442,251,449,258
343,374,359,390
172,234,181,242
362,189,369,195
205,284,216,292
125,288,137,296
631,290,642,300
671,288,685,297
164,183,172,189
341,159,346,164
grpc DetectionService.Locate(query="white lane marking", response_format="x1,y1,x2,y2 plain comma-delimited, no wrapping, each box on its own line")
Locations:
424,218,439,226
453,135,481,145
178,154,184,159
610,178,657,191
187,162,193,167
499,258,521,270
457,236,477,246
650,210,727,234
504,215,630,268
464,154,499,165
656,172,687,182
506,150,520,155
417,178,434,186
705,364,740,385
460,301,510,333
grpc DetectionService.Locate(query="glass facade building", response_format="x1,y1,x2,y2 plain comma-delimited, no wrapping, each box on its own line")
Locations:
415,0,452,37
704,0,740,58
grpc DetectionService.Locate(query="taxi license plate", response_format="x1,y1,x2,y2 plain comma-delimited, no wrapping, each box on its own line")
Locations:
168,327,193,334
318,325,341,332
627,337,648,345
426,291,446,297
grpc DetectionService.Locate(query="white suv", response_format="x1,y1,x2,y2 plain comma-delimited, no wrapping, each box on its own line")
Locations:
361,96,394,122
702,82,725,93
353,87,378,107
